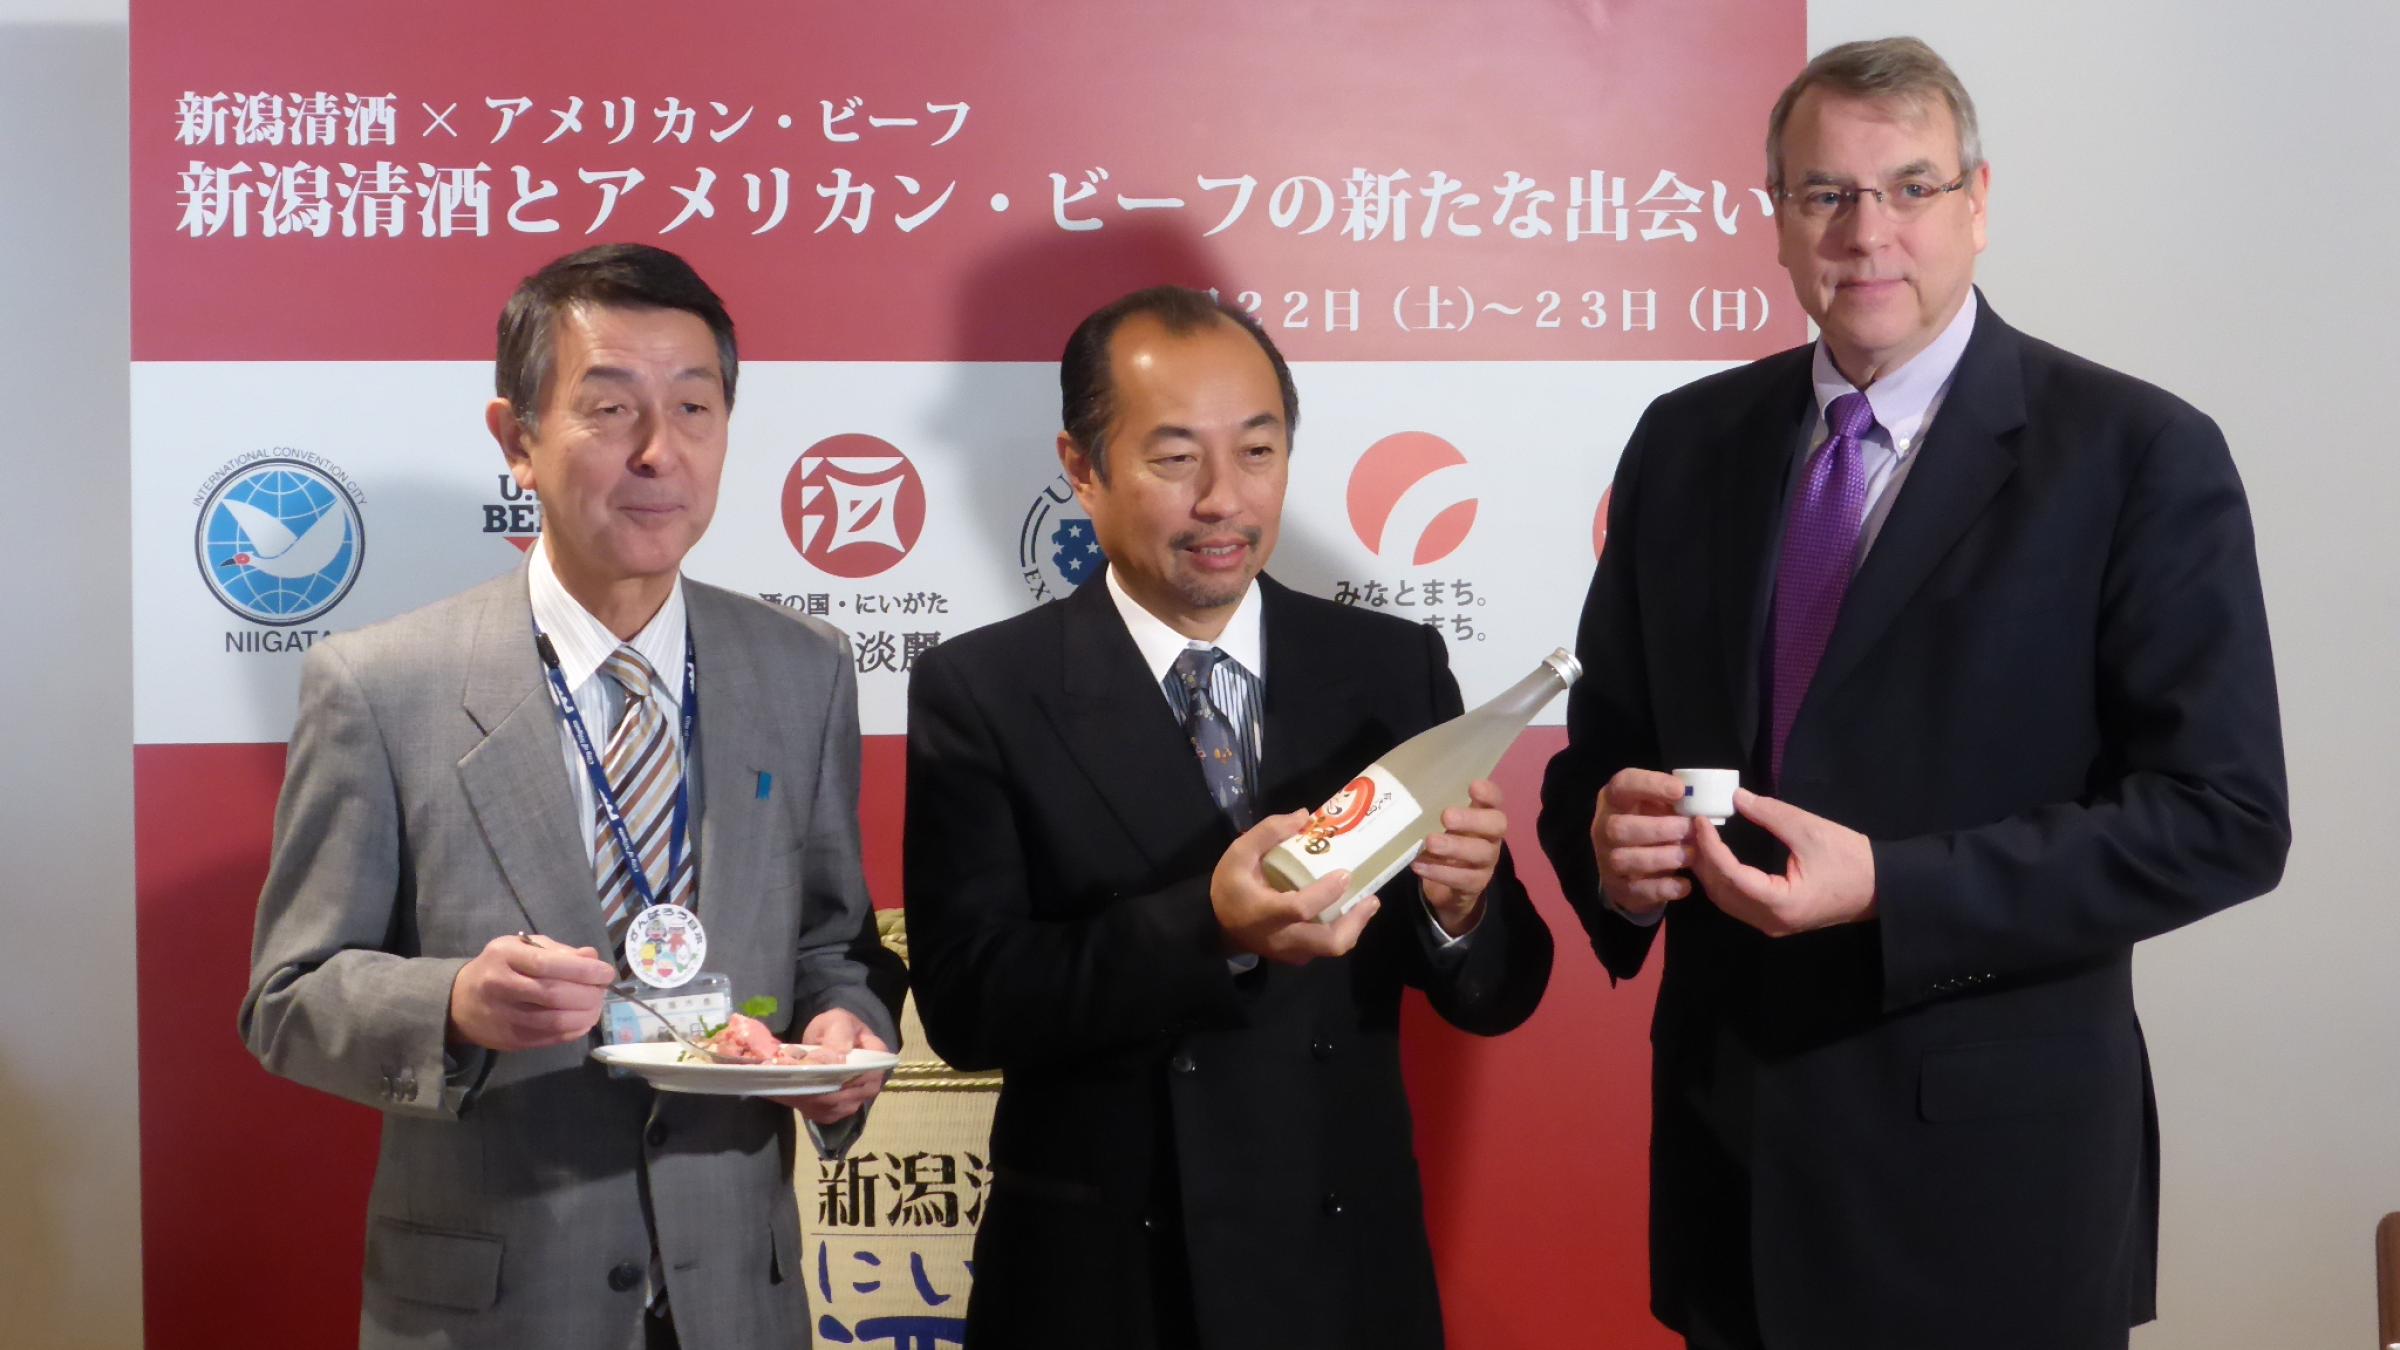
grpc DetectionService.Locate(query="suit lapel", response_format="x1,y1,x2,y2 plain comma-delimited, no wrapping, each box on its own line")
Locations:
685,584,779,949
1043,576,1227,868
456,571,613,954
1255,577,1366,813
1807,300,2026,703
1710,351,1815,759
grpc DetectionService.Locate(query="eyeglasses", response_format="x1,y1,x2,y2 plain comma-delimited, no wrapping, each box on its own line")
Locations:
1779,171,1969,225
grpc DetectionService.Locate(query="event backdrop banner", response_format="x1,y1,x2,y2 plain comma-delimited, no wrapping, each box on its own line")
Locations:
132,2,1802,1345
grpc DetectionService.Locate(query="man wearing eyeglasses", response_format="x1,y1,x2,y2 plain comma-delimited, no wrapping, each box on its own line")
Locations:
1538,36,2288,1350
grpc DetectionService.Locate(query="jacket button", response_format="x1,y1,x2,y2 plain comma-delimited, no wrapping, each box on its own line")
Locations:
646,1120,669,1148
1311,1039,1334,1060
608,1262,643,1293
1321,1192,1344,1217
1169,1051,1197,1075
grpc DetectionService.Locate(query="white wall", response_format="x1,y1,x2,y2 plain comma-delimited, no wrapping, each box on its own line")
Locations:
1803,4,2400,1345
5,2,2391,1346
0,0,138,1346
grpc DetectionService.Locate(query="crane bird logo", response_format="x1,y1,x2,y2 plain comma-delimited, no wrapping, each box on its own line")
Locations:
195,457,366,625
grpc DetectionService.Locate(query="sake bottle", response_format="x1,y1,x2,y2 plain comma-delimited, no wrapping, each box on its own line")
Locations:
1264,648,1581,920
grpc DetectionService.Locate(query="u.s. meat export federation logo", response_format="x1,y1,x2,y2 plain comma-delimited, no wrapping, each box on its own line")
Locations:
1018,471,1106,603
193,452,366,626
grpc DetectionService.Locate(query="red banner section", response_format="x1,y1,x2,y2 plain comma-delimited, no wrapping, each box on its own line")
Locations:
138,5,1796,1343
135,742,372,1349
135,0,1804,362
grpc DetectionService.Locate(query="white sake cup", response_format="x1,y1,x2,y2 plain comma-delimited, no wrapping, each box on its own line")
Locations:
1672,768,1739,825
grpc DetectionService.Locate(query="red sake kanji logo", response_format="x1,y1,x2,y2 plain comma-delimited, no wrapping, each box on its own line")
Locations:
781,434,926,579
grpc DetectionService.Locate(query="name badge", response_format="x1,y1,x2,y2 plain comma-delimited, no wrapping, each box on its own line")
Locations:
601,971,732,1047
624,903,707,989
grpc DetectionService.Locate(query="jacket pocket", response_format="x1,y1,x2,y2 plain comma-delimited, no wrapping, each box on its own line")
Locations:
365,1216,503,1311
1918,1034,2110,1123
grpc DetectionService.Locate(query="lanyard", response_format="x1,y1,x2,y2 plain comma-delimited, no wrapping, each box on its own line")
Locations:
534,625,698,912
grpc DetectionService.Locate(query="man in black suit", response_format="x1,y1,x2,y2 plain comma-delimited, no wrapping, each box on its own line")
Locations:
1537,37,2289,1350
905,285,1551,1350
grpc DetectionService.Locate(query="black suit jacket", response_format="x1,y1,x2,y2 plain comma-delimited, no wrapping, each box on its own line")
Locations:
1537,296,2289,1350
906,573,1551,1350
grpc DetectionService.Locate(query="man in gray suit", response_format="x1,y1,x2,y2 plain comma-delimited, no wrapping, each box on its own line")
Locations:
241,243,905,1350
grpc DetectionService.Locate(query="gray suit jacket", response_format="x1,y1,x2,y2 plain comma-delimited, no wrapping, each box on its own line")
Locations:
240,566,905,1350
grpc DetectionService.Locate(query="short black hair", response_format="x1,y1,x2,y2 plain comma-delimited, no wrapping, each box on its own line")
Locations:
1059,286,1299,479
495,243,738,432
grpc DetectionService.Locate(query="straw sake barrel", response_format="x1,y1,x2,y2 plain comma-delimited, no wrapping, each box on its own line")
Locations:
795,909,999,1345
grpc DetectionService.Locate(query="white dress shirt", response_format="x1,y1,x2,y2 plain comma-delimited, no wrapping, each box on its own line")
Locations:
527,536,698,865
1797,287,1980,566
1614,293,1980,929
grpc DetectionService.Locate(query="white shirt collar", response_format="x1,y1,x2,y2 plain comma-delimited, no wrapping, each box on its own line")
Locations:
1103,564,1265,688
527,535,689,708
1811,287,1979,455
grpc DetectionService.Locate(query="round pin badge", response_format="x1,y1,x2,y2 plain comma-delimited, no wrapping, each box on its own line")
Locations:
624,904,707,989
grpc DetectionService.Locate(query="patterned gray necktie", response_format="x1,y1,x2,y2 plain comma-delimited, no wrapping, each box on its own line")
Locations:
1169,647,1255,829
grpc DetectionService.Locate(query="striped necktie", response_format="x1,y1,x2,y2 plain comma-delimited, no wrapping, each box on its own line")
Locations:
594,645,695,956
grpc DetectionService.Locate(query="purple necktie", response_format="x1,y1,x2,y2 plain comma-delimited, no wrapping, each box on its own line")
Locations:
1768,390,1876,787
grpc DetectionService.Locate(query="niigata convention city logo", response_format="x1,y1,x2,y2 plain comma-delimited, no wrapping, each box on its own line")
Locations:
194,452,366,626
1346,432,1478,566
782,434,926,579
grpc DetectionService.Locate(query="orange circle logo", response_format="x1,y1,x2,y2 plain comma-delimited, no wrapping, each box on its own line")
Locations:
1300,776,1377,854
1347,432,1478,566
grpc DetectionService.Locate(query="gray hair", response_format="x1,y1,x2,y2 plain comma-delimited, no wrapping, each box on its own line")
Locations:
496,243,738,436
1765,36,1983,194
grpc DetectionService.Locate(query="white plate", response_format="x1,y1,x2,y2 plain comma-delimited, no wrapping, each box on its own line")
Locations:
590,1042,901,1097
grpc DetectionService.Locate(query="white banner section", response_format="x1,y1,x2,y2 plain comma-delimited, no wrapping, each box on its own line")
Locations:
133,359,1734,743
